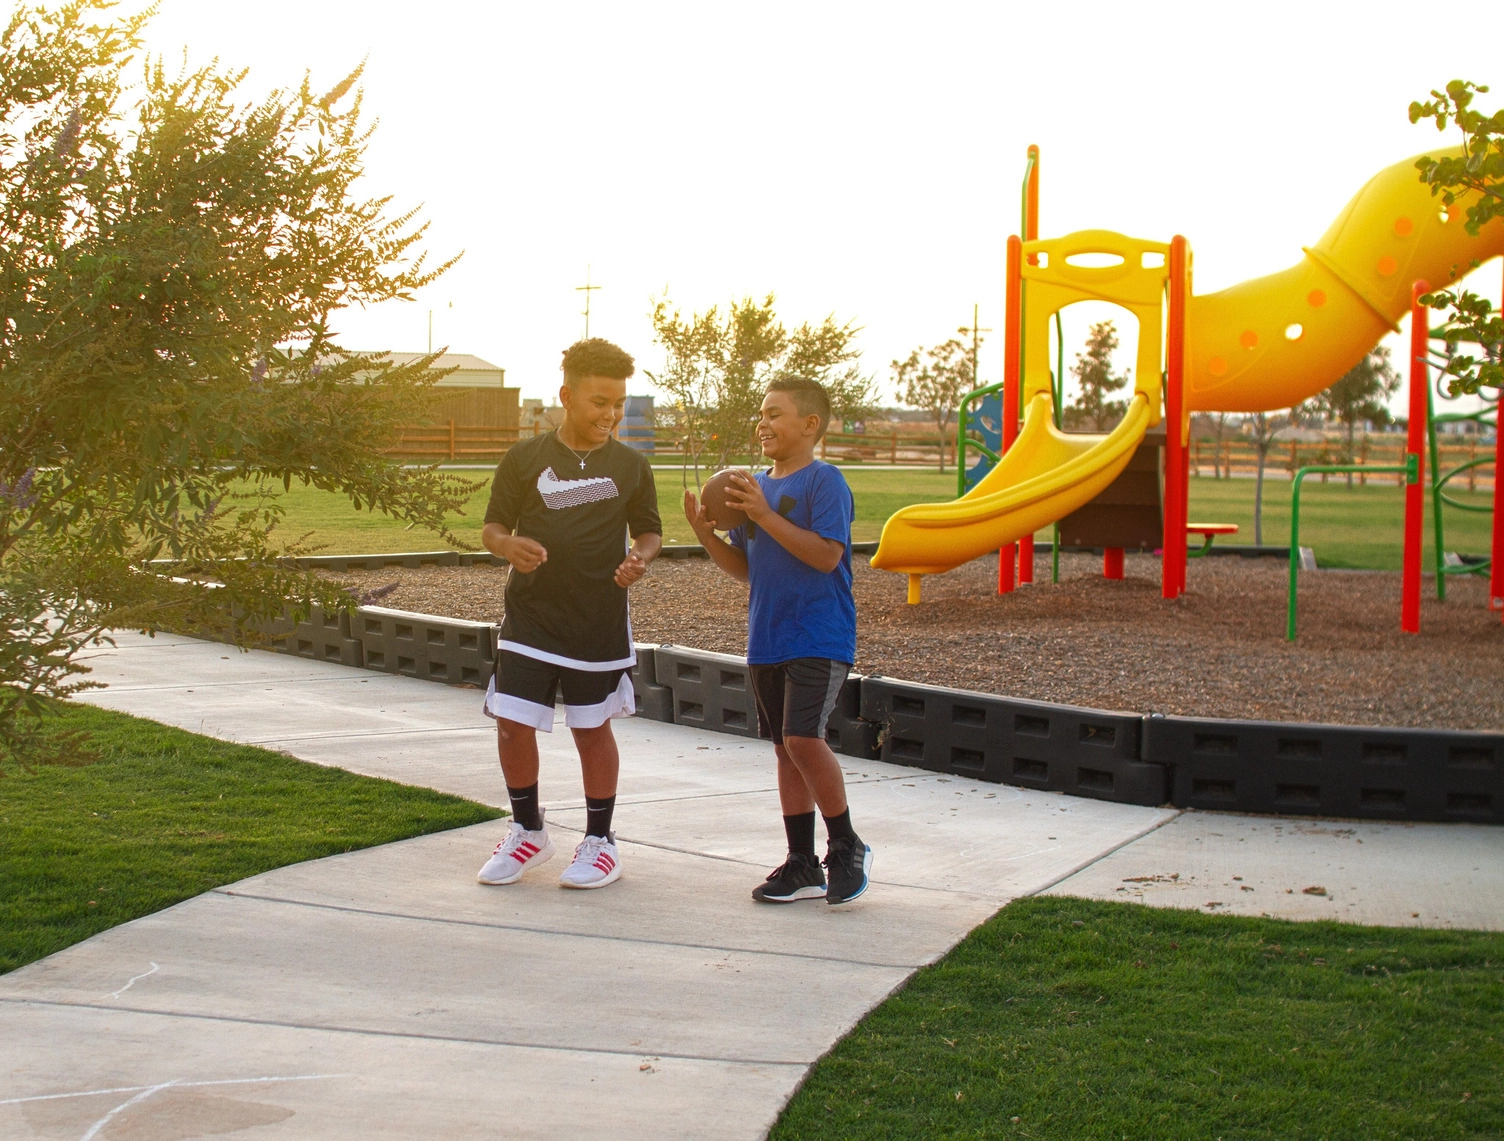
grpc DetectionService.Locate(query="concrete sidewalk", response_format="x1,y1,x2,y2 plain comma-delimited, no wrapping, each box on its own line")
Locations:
2,634,1501,1139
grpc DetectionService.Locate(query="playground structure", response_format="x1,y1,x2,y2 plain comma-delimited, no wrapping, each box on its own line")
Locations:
872,146,1504,620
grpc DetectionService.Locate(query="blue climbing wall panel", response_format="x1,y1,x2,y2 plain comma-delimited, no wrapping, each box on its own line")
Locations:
962,392,1003,493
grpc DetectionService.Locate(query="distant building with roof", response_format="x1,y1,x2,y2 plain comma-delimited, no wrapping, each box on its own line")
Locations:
359,351,518,428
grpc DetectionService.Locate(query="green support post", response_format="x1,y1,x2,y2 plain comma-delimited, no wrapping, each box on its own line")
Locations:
1287,455,1417,641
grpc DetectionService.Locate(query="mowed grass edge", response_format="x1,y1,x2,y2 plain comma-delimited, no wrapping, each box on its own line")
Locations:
772,896,1504,1140
0,703,503,974
236,466,1493,571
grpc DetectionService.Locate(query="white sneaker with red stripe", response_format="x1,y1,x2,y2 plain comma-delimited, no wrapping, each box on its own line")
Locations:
477,815,555,885
559,832,621,890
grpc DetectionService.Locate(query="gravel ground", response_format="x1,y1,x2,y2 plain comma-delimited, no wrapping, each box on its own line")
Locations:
327,552,1504,731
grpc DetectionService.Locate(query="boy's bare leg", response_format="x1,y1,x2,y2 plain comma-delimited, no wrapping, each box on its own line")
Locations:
781,735,849,817
571,722,620,800
774,745,817,815
496,718,540,788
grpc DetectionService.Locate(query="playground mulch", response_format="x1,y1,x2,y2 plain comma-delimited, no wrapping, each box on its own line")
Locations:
326,552,1504,732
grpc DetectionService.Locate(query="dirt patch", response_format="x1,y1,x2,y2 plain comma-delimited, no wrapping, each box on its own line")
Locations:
325,551,1504,731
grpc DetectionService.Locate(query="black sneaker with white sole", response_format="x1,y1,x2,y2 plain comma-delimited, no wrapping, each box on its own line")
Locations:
752,852,827,903
824,835,871,905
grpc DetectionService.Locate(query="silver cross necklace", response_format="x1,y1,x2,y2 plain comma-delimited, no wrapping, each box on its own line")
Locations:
556,431,602,470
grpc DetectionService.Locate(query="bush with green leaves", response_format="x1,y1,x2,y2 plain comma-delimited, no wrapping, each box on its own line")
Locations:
0,2,474,769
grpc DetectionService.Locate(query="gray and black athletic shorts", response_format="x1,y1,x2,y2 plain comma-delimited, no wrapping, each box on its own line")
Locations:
483,650,635,733
749,658,851,745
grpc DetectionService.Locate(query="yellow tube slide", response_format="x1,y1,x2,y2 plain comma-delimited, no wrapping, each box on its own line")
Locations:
1187,146,1504,413
870,393,1150,576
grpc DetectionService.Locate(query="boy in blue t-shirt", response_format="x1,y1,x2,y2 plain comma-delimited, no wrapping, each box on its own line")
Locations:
684,378,871,905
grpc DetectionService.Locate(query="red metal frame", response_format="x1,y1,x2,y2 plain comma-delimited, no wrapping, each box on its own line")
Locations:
1402,280,1430,633
1017,146,1040,585
999,234,1023,594
1162,235,1189,598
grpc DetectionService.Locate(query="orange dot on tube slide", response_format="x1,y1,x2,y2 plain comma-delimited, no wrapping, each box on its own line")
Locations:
1307,289,1326,307
1393,216,1413,237
1239,330,1259,349
1208,356,1228,378
1377,255,1397,276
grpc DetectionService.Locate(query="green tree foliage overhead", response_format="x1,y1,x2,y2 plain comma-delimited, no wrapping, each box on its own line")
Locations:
1411,80,1503,396
1063,319,1129,432
648,293,874,479
0,3,473,770
891,335,976,474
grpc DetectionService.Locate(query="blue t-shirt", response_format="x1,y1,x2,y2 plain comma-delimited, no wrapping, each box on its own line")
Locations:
729,460,857,666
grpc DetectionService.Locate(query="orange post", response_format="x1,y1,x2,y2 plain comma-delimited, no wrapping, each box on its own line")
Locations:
999,234,1023,594
1163,235,1189,598
1402,280,1430,634
1018,145,1040,585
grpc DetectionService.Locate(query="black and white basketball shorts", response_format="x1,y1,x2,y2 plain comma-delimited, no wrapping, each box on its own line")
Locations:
484,650,634,732
749,658,851,745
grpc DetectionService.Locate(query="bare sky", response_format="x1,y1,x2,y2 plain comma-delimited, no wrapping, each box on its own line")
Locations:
143,1,1501,413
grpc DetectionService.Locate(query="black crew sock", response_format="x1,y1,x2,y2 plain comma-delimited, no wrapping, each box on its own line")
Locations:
506,783,543,831
822,807,858,844
585,795,616,838
783,812,817,859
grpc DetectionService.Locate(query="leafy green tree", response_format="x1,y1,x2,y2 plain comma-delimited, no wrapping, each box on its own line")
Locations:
649,294,873,479
892,336,975,474
1310,346,1402,488
1064,320,1129,432
0,3,470,770
1411,80,1503,396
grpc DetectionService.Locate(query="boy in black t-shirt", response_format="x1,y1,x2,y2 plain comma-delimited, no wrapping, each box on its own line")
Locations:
476,339,661,890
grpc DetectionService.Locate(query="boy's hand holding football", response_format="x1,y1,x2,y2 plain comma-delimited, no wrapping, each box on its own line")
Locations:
722,470,771,522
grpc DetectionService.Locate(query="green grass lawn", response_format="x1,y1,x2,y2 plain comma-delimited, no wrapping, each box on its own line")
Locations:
243,464,1493,571
1186,475,1495,571
0,703,501,975
774,896,1504,1140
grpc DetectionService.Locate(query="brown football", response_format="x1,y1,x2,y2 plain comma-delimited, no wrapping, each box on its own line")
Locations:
700,469,749,531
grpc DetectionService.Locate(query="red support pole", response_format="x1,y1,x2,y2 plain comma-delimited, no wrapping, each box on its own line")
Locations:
1104,547,1124,580
1018,148,1039,585
1402,280,1430,634
1163,236,1189,598
999,234,1023,594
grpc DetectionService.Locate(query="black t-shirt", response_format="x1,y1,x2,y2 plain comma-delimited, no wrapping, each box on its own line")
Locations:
485,433,661,669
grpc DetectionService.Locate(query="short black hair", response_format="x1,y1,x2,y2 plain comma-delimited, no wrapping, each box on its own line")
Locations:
561,338,635,387
767,377,832,439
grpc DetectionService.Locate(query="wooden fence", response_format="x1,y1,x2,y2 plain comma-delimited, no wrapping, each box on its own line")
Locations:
1192,436,1496,491
387,421,1495,491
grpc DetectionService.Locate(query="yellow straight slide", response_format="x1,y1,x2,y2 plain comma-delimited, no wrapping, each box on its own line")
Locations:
870,392,1150,578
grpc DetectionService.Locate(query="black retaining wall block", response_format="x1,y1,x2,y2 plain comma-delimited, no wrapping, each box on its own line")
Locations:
825,675,881,759
1147,714,1504,823
631,643,674,722
653,645,761,738
279,603,363,667
355,606,495,685
859,677,1165,805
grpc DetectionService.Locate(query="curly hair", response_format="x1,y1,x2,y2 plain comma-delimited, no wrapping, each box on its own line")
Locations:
767,377,833,439
561,338,635,387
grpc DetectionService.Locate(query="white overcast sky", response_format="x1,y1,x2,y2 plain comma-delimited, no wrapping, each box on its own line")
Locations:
140,1,1501,413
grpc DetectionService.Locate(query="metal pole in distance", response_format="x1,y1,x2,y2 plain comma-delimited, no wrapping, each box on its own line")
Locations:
1163,236,1189,598
999,234,1023,594
1018,146,1040,585
1401,280,1430,634
1491,379,1503,616
1492,262,1504,618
